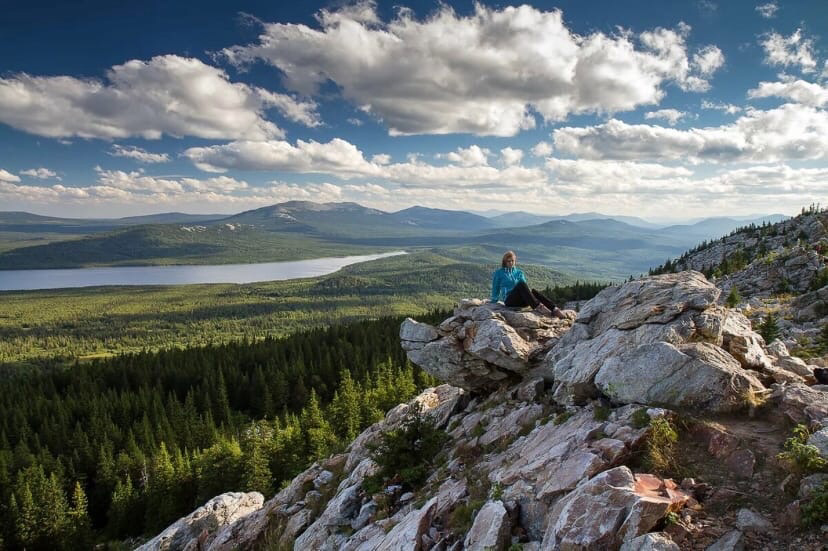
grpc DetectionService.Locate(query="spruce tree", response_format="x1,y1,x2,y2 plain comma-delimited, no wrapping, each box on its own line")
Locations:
725,286,741,308
759,312,781,343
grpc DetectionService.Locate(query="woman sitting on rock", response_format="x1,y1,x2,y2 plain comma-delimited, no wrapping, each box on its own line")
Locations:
490,250,566,318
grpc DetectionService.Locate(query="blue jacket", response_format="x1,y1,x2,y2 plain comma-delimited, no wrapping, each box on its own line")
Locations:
490,267,526,302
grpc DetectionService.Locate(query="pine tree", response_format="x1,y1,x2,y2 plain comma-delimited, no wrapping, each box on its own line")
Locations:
300,390,336,460
759,312,781,343
68,481,92,548
725,286,741,308
242,422,272,496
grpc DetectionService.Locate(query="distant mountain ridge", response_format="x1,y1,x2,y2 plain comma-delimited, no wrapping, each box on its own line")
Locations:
0,202,791,279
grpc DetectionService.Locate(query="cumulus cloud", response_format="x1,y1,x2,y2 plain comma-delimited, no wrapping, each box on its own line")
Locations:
500,147,524,166
0,169,21,182
0,55,320,140
546,158,693,193
183,138,379,176
531,141,553,157
644,109,686,125
701,99,741,114
20,168,60,180
109,145,171,163
93,167,249,194
222,3,723,136
755,3,778,18
439,145,491,167
761,29,818,73
691,45,724,76
748,78,828,107
183,137,546,189
553,103,828,163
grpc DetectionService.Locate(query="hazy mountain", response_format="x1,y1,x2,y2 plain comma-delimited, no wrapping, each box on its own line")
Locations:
388,206,498,231
661,215,789,240
489,211,660,229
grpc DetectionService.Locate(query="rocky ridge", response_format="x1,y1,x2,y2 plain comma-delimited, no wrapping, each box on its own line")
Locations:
140,269,828,550
139,210,828,550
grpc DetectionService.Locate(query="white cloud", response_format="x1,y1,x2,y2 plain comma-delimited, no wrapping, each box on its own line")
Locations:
183,138,379,176
0,169,21,182
500,147,524,166
760,29,818,73
183,137,547,189
531,141,553,157
0,55,300,140
692,45,724,76
20,168,60,180
748,78,828,107
553,103,828,163
256,89,321,127
93,167,249,195
109,145,171,163
546,158,693,193
440,145,491,167
347,117,364,126
222,4,723,136
701,99,741,114
644,108,686,125
755,3,778,18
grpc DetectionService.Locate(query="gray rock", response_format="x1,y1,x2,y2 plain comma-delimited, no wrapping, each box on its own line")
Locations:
620,532,680,551
374,497,437,551
351,500,378,531
464,500,511,551
400,318,440,343
771,383,828,425
595,342,764,412
735,508,772,533
807,427,828,458
314,470,335,489
705,529,744,551
136,492,263,551
541,466,683,549
800,473,828,499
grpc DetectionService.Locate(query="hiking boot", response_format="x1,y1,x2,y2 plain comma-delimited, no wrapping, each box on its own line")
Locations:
551,307,567,319
533,304,552,316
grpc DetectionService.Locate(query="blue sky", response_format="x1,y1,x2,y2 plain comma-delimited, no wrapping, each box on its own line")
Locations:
0,0,826,220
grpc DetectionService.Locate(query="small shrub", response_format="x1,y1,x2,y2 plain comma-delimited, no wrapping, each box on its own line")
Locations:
363,404,449,493
810,268,828,291
644,417,679,474
725,286,741,308
449,498,485,534
470,422,485,438
593,405,610,421
490,482,503,500
802,482,828,526
776,424,828,474
631,408,651,429
553,411,573,425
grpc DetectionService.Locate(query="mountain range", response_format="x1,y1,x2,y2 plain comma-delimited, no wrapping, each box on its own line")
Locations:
0,202,788,280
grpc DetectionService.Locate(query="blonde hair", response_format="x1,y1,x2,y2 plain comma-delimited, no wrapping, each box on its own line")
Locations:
501,250,516,267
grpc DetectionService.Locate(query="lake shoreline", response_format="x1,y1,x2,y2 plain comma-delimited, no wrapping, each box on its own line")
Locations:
0,251,408,292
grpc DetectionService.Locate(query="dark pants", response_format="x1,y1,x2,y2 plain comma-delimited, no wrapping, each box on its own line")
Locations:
504,281,557,310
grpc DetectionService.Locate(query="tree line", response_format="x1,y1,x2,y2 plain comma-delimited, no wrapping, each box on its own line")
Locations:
0,311,446,549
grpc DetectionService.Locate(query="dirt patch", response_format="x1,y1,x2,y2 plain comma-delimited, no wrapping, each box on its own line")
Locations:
644,411,827,550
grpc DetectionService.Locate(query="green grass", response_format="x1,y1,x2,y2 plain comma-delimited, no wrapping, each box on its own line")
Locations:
0,251,573,367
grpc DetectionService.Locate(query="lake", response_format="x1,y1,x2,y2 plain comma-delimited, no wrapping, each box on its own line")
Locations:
0,251,407,291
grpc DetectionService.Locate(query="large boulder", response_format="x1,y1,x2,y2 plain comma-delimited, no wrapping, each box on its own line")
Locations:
545,272,767,411
401,300,572,391
136,492,264,551
541,466,689,549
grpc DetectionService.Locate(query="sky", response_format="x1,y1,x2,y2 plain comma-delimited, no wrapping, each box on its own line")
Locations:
0,0,826,221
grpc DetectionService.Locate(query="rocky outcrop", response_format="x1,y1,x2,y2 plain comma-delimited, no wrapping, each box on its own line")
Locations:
136,492,263,551
401,300,572,391
144,262,828,550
